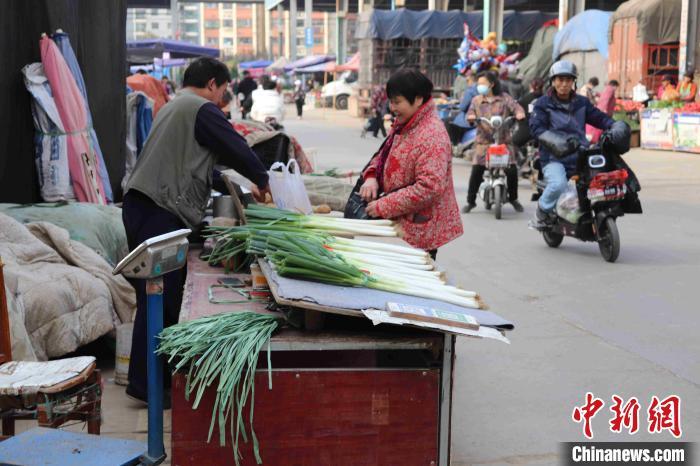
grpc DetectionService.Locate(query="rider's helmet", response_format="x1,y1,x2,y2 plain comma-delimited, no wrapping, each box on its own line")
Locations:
548,60,578,82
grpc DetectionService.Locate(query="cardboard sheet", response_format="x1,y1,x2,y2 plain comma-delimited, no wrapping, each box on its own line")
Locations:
260,259,514,331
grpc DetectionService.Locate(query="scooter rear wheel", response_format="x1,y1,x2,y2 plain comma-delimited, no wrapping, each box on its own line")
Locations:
542,230,564,248
598,217,620,263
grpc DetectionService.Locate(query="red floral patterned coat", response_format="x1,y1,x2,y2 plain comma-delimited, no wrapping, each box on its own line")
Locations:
363,101,463,251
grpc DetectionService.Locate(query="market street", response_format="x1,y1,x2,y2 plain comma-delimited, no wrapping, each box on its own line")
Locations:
285,106,700,465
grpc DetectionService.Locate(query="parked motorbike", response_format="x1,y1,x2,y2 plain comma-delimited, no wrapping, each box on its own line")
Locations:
532,132,642,263
477,116,516,220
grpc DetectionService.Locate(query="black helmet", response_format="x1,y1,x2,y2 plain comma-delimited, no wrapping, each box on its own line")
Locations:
549,60,578,81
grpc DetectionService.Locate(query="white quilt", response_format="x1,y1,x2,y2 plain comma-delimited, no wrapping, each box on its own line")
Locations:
0,213,135,361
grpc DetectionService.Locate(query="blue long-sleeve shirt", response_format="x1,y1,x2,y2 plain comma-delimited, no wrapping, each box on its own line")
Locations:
452,84,479,128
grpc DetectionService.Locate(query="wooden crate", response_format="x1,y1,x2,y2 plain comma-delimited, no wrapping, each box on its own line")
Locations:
172,369,440,466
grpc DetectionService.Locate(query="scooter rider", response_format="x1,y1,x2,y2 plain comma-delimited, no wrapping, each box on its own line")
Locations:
529,60,615,228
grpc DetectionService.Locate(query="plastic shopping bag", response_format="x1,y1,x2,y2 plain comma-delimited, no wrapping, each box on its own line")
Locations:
555,180,584,224
268,159,313,214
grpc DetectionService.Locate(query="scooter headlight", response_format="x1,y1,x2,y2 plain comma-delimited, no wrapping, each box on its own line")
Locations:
588,155,606,168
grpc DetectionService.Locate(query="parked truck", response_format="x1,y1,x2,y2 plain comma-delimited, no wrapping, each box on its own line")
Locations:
607,0,681,99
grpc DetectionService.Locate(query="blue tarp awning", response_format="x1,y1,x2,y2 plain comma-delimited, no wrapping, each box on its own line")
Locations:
285,55,336,72
295,61,337,73
127,39,219,64
355,9,557,41
553,10,612,59
239,59,273,69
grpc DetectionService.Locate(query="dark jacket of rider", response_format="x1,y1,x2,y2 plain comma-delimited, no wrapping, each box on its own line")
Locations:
529,89,614,171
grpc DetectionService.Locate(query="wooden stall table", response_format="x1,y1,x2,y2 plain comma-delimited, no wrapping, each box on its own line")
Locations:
171,249,455,466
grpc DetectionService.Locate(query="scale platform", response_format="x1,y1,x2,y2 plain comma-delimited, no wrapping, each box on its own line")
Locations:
0,428,145,466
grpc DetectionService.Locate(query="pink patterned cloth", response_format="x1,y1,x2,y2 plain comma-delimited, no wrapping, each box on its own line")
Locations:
363,101,463,251
40,36,106,204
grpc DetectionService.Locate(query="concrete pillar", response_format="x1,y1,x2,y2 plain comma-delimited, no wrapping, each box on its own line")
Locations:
482,0,504,42
558,0,585,29
305,0,313,56
679,0,699,77
277,5,284,58
336,0,348,64
290,0,298,61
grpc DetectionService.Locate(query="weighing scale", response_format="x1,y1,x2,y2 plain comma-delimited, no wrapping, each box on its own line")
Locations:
112,229,191,465
0,229,190,466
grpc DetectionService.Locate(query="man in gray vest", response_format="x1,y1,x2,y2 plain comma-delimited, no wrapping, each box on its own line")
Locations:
122,57,269,405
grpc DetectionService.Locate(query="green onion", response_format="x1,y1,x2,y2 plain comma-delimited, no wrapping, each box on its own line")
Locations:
158,312,282,465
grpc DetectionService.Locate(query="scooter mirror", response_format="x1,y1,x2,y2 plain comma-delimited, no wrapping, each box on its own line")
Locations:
490,116,503,128
588,155,606,168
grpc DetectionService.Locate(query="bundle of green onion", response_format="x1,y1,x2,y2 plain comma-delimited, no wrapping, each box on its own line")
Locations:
244,204,398,237
158,312,282,465
205,224,484,309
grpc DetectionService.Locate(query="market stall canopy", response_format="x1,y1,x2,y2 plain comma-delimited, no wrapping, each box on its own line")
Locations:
355,8,557,41
335,52,360,72
296,61,337,73
609,0,682,44
285,55,336,72
127,39,219,64
553,10,612,60
265,57,290,72
517,22,558,84
240,59,273,69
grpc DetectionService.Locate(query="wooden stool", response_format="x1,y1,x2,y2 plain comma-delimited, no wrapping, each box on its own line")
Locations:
0,258,102,440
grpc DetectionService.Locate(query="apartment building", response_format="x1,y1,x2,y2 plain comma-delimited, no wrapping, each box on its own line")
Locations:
127,2,355,60
126,7,172,41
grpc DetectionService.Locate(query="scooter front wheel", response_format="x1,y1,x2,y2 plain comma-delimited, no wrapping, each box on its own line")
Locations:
494,185,503,220
484,188,493,210
598,217,620,263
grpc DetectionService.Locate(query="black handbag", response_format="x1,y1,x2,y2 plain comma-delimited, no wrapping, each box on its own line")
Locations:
344,178,370,219
344,138,391,219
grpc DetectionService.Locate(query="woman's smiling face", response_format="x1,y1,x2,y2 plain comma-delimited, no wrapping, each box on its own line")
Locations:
389,94,424,124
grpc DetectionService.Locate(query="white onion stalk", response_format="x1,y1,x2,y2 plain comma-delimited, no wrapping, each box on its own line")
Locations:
335,249,430,266
369,280,484,309
332,237,428,258
364,269,478,298
342,253,434,271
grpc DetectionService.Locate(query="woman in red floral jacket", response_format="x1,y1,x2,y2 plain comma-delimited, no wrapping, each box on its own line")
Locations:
359,70,463,258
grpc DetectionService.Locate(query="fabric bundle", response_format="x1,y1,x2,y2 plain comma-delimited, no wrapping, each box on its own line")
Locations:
23,31,111,204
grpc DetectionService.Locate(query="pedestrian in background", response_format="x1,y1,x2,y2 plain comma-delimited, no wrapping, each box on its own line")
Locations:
677,71,697,103
293,80,306,119
578,77,599,105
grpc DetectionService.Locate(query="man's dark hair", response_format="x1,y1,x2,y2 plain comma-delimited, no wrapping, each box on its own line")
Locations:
243,70,251,77
684,70,694,79
477,71,502,96
386,69,433,104
183,57,231,88
263,79,277,90
588,77,599,87
609,80,620,87
136,69,147,75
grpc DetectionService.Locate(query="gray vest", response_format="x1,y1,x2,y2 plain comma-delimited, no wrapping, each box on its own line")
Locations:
126,90,216,229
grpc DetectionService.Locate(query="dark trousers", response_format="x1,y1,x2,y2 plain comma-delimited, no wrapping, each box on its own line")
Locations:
370,115,386,138
447,123,468,145
467,164,519,204
122,190,187,400
295,99,304,117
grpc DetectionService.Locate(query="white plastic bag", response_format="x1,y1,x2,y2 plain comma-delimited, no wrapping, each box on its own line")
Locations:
556,180,584,224
268,159,313,214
